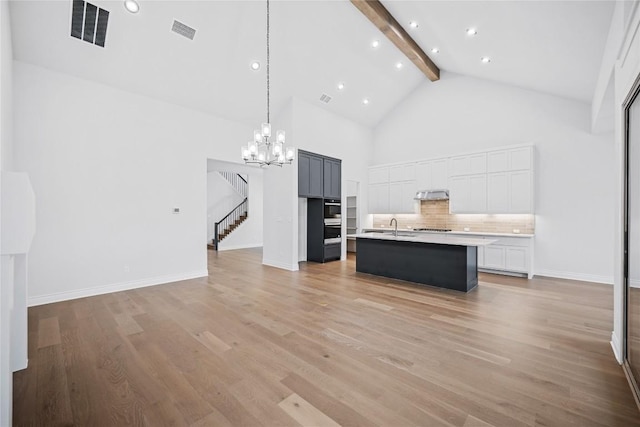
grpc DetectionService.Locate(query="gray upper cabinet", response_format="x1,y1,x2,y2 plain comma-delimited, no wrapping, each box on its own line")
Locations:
323,158,341,199
298,150,324,198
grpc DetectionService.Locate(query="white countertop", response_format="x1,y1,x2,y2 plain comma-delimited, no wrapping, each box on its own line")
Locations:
362,228,534,238
350,233,496,247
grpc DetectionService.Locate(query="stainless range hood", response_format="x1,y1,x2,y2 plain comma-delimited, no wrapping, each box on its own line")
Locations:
414,189,449,201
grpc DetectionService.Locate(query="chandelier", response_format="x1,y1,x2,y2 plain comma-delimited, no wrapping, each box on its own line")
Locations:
242,0,294,167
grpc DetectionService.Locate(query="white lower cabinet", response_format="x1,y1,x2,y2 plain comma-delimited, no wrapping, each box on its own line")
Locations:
465,234,533,278
505,247,528,272
483,245,506,269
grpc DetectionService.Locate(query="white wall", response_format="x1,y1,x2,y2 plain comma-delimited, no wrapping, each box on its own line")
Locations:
262,97,373,269
262,100,298,270
374,71,615,284
13,61,253,305
612,0,640,363
0,0,13,423
206,160,264,251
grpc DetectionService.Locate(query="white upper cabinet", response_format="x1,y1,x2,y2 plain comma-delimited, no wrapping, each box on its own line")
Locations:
450,153,487,176
389,163,416,182
368,183,389,214
488,147,532,172
369,167,389,184
486,146,534,213
449,174,487,213
432,159,448,189
416,159,448,190
369,145,534,215
389,181,417,213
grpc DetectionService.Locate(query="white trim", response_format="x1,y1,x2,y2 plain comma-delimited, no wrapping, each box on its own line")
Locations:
218,243,262,252
27,270,208,307
534,269,614,285
262,258,299,272
611,331,623,364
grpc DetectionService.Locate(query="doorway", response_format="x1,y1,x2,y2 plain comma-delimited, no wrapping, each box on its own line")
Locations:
624,74,640,403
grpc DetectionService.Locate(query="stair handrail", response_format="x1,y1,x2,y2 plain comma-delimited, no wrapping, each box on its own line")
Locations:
214,197,248,250
219,172,248,198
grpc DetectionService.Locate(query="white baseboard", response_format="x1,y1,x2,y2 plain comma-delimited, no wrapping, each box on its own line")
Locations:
534,269,614,285
219,243,262,252
27,270,209,307
262,258,299,272
611,331,623,364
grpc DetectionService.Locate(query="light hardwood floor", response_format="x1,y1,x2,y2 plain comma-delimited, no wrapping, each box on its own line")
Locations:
13,248,640,426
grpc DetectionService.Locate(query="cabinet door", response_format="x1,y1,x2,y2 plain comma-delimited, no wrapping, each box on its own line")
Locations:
432,159,448,189
509,170,532,213
477,246,485,268
323,159,341,199
505,247,528,272
449,156,469,177
388,182,403,213
389,165,404,182
469,153,487,174
488,150,508,172
369,167,389,184
509,147,532,171
368,184,389,214
401,181,417,213
415,162,432,190
484,245,506,269
298,152,311,197
468,174,487,212
309,155,324,197
487,172,509,213
448,176,468,213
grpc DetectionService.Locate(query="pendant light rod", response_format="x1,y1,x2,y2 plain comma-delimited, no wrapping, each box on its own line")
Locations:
266,0,270,124
241,0,294,167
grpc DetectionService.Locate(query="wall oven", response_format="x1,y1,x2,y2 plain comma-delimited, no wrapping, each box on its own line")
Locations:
324,218,341,244
324,199,341,219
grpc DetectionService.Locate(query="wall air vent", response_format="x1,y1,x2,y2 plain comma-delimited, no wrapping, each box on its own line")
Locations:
172,20,196,40
70,0,109,48
320,94,332,104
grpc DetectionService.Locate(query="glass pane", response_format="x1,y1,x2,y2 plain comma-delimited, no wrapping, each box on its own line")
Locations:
628,90,640,384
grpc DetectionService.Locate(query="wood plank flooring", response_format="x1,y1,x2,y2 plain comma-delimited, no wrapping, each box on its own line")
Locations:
13,248,640,426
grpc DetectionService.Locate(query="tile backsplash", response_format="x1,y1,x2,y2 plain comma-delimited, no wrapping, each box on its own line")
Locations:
372,200,535,234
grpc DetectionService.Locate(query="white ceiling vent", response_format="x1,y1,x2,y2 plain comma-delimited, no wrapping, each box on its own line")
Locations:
172,20,196,40
319,94,332,104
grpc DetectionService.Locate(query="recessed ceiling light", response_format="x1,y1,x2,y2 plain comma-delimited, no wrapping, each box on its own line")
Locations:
362,98,370,105
371,39,380,48
337,82,345,91
124,0,139,13
431,47,440,54
250,61,260,71
466,28,477,36
409,21,418,29
395,62,404,69
480,56,491,64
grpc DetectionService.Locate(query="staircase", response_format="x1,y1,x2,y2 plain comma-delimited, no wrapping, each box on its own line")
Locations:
209,172,248,250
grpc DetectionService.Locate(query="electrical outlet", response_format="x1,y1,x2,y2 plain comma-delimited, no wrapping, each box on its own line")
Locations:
124,264,130,273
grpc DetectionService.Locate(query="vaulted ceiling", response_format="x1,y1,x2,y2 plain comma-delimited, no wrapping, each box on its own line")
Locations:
9,0,615,128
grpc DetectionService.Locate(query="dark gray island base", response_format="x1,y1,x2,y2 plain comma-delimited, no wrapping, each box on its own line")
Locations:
356,235,486,292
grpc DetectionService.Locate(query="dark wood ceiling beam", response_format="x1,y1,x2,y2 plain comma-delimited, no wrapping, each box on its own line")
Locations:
351,0,440,81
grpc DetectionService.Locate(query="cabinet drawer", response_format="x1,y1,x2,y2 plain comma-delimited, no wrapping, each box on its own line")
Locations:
324,243,341,261
492,236,530,247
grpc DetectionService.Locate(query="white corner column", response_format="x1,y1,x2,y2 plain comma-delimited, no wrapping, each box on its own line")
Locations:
0,171,36,425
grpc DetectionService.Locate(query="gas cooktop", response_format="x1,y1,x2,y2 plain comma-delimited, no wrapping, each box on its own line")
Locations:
412,228,452,232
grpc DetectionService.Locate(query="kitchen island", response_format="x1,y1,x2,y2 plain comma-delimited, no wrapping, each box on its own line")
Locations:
353,232,496,292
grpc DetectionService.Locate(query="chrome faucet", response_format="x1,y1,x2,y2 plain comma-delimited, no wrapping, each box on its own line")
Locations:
390,218,398,237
